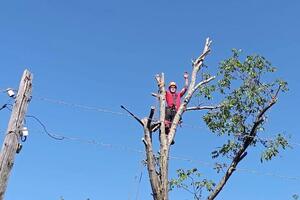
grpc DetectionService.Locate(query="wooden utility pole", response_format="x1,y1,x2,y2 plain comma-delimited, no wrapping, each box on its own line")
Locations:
0,69,33,200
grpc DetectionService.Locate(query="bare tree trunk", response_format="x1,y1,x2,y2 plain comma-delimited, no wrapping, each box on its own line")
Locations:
157,73,169,200
143,123,161,199
128,38,214,200
142,107,161,199
154,38,213,200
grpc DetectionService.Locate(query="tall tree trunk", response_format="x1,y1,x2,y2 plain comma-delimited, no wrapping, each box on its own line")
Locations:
135,38,213,200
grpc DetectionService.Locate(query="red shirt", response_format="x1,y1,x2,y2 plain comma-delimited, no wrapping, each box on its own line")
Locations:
166,87,187,110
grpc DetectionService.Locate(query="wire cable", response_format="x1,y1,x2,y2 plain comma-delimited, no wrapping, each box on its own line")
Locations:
25,115,65,140
36,96,129,117
1,125,299,182
5,85,297,181
0,88,7,93
135,169,143,200
27,128,300,182
0,104,7,111
15,95,299,181
3,94,299,151
34,96,300,148
128,159,145,200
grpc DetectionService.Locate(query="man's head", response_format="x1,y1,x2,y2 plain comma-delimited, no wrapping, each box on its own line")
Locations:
169,82,177,93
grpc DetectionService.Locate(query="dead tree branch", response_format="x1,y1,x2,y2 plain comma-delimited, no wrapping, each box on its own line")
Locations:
120,105,144,127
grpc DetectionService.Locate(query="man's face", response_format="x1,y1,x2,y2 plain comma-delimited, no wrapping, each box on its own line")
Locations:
169,86,177,93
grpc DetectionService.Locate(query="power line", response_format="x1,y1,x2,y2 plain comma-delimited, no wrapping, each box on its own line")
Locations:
128,159,145,200
0,125,299,182
3,81,299,184
32,96,240,132
0,104,7,111
0,89,7,93
25,115,65,140
34,96,300,148
3,94,299,151
25,127,300,182
170,155,300,181
30,129,144,154
35,96,209,130
56,133,300,182
6,95,298,181
134,164,144,200
36,96,130,117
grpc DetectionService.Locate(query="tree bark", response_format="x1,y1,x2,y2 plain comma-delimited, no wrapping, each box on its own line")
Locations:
157,73,169,200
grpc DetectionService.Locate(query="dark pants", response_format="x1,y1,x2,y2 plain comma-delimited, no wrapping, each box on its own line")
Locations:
165,107,176,128
165,107,176,145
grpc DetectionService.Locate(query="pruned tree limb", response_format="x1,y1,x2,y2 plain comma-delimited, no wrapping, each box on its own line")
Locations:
151,93,159,98
147,106,156,130
120,105,144,127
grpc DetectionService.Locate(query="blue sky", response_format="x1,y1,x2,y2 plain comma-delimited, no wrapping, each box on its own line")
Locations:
0,0,300,199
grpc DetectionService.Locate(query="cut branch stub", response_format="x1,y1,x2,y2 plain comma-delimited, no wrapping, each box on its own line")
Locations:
147,106,156,130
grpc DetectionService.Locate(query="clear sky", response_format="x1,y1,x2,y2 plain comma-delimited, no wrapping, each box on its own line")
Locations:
0,0,299,199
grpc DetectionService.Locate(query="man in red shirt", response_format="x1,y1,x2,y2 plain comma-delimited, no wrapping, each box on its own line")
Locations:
165,72,189,130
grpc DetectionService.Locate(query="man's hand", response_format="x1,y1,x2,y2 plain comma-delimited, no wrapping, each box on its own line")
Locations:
183,72,189,89
184,72,189,79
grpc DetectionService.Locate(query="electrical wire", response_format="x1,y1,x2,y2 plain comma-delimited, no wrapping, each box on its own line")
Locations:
3,95,299,182
170,155,300,181
0,104,7,111
0,98,14,111
35,96,300,148
135,164,144,200
0,88,7,93
128,159,145,200
30,129,144,153
35,96,209,131
0,126,299,182
3,81,295,181
67,135,298,182
4,95,300,154
26,128,300,182
25,115,65,140
36,97,130,117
